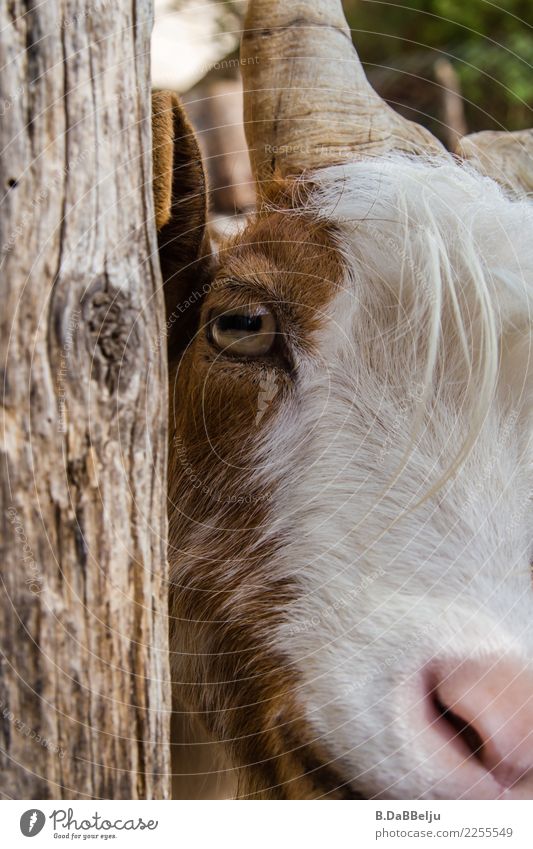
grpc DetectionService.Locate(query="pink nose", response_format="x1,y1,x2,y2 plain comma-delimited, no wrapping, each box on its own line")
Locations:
424,659,533,798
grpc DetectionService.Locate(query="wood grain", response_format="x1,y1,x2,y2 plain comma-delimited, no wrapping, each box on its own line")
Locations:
0,0,170,799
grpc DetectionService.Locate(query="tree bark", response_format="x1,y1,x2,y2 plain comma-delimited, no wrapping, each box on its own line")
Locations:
0,0,170,799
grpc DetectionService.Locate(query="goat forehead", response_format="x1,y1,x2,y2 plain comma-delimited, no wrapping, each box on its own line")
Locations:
248,179,533,566
218,159,532,345
297,159,533,439
209,157,533,543
306,158,533,315
219,208,342,287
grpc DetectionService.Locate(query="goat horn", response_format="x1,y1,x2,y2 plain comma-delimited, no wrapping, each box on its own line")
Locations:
456,129,533,195
241,0,444,183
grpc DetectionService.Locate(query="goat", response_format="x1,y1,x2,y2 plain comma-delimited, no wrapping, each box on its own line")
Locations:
151,0,533,800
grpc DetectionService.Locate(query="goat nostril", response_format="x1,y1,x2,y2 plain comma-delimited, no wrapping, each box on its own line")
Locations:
422,660,533,795
431,689,485,763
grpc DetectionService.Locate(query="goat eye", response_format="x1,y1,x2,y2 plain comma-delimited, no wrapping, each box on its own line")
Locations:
208,306,277,357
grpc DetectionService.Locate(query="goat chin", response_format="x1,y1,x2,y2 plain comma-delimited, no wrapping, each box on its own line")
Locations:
169,155,533,799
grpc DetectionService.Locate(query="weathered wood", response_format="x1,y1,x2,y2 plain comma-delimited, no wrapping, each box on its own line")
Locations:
0,0,170,798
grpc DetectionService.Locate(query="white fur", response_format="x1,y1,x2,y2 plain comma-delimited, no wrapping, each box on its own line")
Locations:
257,158,533,798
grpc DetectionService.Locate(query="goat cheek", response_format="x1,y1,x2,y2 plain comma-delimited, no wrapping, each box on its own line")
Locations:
197,368,271,459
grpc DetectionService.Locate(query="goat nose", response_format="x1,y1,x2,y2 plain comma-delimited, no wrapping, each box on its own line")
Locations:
428,659,533,791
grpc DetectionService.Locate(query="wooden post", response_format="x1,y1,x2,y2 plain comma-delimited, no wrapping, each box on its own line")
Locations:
0,0,170,799
434,58,468,150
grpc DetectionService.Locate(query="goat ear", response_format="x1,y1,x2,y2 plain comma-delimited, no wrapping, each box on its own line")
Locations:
456,130,533,196
152,91,211,353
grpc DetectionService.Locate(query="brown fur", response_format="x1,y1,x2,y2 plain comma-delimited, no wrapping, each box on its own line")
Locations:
167,211,355,797
152,93,357,797
152,91,212,358
152,91,176,231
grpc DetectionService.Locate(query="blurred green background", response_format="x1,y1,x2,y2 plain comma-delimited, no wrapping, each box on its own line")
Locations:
203,0,533,139
155,0,531,213
343,0,532,135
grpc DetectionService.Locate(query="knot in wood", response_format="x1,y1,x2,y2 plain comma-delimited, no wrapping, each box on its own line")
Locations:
83,286,140,395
